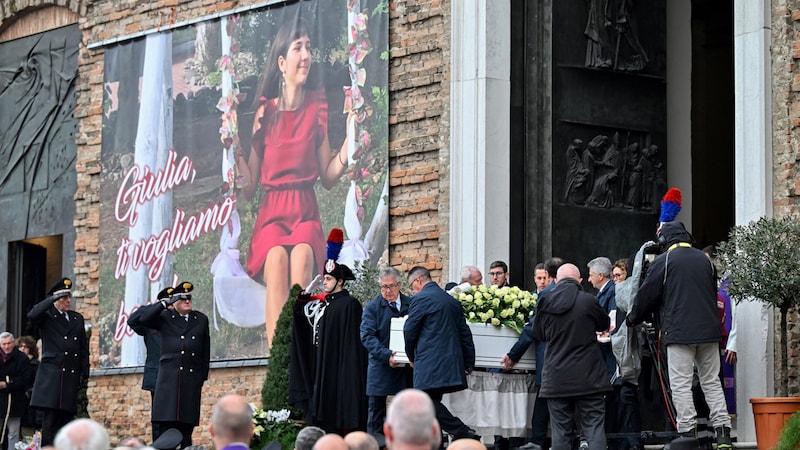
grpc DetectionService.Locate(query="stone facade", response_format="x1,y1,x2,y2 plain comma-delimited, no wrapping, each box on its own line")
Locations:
772,2,800,396
0,0,452,444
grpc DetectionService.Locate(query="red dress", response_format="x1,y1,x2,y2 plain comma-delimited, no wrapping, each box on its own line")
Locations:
246,88,328,279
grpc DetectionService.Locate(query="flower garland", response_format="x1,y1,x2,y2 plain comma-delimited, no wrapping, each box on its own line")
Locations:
343,0,386,225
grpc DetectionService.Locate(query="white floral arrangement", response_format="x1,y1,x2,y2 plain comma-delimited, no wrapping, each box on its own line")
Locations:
250,405,301,450
14,431,41,450
455,285,537,334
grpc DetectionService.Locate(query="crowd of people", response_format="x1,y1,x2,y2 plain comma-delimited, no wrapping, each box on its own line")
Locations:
7,187,737,450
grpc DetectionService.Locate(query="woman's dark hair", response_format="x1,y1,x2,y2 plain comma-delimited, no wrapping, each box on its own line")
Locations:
16,335,38,359
251,15,321,143
253,16,317,108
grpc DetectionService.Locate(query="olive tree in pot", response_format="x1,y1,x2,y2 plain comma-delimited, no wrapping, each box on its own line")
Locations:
717,215,800,396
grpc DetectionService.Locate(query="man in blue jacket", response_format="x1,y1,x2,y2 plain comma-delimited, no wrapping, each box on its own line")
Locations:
404,266,479,441
360,267,412,442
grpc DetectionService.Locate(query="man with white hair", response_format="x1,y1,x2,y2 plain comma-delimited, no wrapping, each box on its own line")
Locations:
53,418,110,450
383,389,440,450
0,331,32,450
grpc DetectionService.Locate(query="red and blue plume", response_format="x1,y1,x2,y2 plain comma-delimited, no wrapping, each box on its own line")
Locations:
659,188,682,223
326,228,345,262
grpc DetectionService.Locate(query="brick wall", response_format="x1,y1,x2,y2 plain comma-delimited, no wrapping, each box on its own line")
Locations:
0,0,452,444
771,1,800,396
387,0,450,281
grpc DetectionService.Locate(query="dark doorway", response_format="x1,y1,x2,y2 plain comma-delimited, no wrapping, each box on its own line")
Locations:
7,238,60,339
690,0,734,248
508,0,735,290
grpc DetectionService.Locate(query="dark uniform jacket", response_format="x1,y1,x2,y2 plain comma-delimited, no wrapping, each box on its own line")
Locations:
533,278,611,398
129,303,210,425
27,300,89,413
360,293,412,396
0,348,33,418
127,311,162,392
404,281,474,392
627,220,721,346
289,290,368,433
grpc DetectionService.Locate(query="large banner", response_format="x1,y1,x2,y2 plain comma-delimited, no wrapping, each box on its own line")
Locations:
98,0,389,367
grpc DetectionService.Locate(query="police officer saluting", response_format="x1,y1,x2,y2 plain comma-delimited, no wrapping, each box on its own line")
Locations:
129,282,210,449
27,277,89,447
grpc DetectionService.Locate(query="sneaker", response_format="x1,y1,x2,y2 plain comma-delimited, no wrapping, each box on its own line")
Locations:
714,426,732,450
579,440,588,450
516,443,542,450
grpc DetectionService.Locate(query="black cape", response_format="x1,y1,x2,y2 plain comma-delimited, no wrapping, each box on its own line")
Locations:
289,290,368,433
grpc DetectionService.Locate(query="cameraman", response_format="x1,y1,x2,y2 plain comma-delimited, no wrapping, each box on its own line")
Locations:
625,221,731,450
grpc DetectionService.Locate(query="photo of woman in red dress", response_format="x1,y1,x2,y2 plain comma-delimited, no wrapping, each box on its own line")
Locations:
236,16,355,345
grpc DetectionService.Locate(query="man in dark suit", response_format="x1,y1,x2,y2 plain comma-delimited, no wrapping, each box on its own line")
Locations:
360,267,412,442
588,257,624,450
403,266,478,441
0,332,33,450
27,277,89,446
128,281,210,449
127,286,173,440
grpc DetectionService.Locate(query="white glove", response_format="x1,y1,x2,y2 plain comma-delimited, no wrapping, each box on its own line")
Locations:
447,282,472,296
305,274,323,293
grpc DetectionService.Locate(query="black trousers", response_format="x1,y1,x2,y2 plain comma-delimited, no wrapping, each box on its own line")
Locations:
367,396,388,436
41,408,75,447
425,388,473,438
153,421,196,449
530,393,550,445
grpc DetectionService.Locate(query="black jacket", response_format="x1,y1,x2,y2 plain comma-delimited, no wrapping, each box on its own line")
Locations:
0,348,33,418
290,290,368,434
532,278,611,398
127,312,162,392
130,302,210,425
627,221,721,346
27,299,89,413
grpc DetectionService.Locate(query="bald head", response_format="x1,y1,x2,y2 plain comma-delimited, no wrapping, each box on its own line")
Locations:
344,432,378,450
313,434,348,450
556,263,581,282
447,439,485,450
54,419,110,450
210,395,254,447
385,389,439,449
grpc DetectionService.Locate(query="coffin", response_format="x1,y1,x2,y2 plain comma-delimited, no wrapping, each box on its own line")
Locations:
389,316,537,370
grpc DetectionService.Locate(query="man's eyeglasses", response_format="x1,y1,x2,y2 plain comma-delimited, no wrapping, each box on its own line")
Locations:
380,283,399,290
489,271,506,277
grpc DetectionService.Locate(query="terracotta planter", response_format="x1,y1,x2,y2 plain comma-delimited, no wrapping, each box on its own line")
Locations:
750,397,800,450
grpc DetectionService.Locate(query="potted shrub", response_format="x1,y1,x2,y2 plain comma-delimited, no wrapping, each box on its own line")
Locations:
717,216,800,449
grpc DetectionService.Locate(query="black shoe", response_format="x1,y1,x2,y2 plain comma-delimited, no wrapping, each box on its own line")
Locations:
454,432,482,442
516,443,542,450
